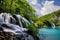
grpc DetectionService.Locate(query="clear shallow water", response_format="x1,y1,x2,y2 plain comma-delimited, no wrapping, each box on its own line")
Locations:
38,28,60,40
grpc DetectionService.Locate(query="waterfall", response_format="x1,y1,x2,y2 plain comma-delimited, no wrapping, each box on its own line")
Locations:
0,13,4,24
22,16,30,26
2,24,28,34
0,13,34,40
10,16,16,24
16,15,23,27
16,15,30,28
0,13,12,24
52,23,56,29
0,13,29,32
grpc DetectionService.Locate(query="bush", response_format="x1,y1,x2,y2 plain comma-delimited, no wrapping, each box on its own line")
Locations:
27,23,38,36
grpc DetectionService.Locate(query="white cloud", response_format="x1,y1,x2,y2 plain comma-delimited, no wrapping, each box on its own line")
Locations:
40,1,60,16
27,0,60,17
27,0,37,5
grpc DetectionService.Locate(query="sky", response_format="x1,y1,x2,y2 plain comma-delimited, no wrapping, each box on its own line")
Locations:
27,0,60,17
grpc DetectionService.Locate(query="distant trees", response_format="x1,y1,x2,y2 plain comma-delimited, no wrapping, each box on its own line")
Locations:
35,10,60,28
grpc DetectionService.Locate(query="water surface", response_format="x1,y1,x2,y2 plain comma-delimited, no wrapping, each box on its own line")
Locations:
38,28,60,40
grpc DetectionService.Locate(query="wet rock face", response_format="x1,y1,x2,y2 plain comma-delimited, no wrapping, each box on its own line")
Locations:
0,27,3,31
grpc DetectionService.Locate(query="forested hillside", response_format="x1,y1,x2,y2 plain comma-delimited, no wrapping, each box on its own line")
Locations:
36,10,60,28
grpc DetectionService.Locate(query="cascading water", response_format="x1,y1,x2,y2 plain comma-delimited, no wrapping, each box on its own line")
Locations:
51,23,56,29
16,15,23,27
0,13,16,24
0,13,4,24
1,13,11,24
0,13,34,40
16,15,30,28
22,17,30,26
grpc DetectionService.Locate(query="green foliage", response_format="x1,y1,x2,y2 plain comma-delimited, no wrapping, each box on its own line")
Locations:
0,0,36,21
36,10,60,28
27,23,38,35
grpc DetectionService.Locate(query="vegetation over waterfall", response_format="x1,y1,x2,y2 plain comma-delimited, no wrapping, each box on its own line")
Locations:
0,0,37,21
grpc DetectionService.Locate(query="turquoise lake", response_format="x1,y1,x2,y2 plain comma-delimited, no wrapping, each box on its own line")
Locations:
38,28,60,40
